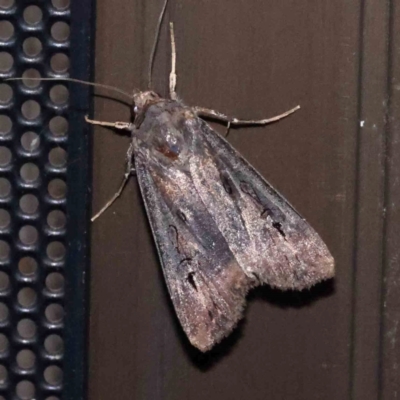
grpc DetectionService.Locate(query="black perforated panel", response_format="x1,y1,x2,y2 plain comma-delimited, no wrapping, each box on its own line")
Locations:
0,0,92,399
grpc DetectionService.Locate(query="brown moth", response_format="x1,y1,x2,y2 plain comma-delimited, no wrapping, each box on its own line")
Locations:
9,0,334,352
86,8,334,351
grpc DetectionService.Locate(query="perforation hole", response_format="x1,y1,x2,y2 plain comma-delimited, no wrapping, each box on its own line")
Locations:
0,0,14,9
0,147,11,166
0,84,12,104
23,5,43,25
0,240,10,260
46,241,65,260
17,318,37,339
49,147,67,167
46,272,64,293
50,85,69,105
0,333,8,354
52,0,70,10
44,365,63,386
45,303,64,323
16,380,35,400
0,364,7,384
23,37,42,57
49,116,68,136
0,178,10,198
17,287,37,308
48,179,66,199
0,115,12,135
51,53,69,73
0,210,9,231
0,21,14,41
0,52,13,71
44,334,63,355
21,131,40,152
51,22,70,42
20,163,40,183
0,271,9,292
0,209,10,229
16,349,35,370
47,210,66,229
21,100,41,120
22,69,41,88
20,194,39,214
0,303,8,322
18,257,37,276
19,225,38,245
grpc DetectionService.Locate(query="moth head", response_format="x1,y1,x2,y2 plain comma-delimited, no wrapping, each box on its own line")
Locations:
132,91,161,128
133,91,160,110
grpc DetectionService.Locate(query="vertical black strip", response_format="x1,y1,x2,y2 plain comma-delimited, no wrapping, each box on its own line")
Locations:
64,0,94,399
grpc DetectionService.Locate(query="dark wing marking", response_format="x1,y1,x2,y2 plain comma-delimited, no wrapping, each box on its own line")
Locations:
188,116,334,290
135,153,254,352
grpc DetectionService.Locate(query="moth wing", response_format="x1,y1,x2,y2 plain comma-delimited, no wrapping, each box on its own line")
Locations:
188,116,334,290
135,155,254,352
134,104,334,352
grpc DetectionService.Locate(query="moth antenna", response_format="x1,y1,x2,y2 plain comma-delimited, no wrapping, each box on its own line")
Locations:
148,0,170,89
169,22,177,100
5,77,134,101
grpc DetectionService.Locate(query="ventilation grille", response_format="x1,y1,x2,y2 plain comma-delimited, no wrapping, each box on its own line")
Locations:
0,0,92,399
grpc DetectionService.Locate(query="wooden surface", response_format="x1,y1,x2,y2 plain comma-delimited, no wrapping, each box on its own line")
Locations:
89,1,400,399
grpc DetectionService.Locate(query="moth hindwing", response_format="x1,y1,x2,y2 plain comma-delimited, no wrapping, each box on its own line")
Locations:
132,95,334,352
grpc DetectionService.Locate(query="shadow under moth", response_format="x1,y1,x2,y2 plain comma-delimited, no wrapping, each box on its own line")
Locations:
10,0,335,352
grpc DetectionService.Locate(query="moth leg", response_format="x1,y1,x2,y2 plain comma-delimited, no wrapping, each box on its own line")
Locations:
85,115,133,131
169,22,178,100
193,105,300,135
91,141,135,222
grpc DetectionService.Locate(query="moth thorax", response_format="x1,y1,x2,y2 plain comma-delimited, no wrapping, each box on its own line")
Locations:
153,124,186,160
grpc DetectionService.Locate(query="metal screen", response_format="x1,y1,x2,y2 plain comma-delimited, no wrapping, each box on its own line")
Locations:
0,0,92,398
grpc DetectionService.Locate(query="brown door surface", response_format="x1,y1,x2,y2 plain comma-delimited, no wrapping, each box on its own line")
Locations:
90,1,400,399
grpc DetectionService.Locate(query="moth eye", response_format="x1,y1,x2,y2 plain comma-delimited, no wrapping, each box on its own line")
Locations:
272,221,286,238
177,210,187,223
187,272,198,291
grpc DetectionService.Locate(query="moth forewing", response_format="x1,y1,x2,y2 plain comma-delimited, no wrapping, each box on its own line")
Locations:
132,99,334,352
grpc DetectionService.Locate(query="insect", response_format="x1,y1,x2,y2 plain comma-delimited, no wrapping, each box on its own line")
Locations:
10,0,334,352
85,2,334,351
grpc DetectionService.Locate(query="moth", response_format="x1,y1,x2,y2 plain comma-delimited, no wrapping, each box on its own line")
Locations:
11,0,335,352
84,8,334,351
